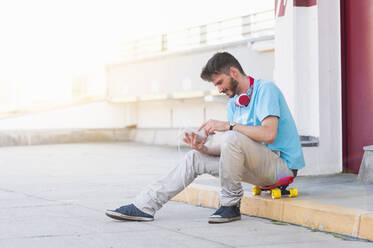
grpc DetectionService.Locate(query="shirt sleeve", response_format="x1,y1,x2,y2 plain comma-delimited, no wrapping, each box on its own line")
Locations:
227,99,235,122
256,83,281,122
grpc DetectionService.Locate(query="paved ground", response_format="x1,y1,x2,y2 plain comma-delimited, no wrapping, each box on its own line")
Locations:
0,142,372,247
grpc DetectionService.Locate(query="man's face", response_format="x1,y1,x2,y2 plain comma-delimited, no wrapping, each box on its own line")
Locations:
211,74,239,98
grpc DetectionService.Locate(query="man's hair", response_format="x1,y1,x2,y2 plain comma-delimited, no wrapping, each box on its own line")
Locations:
200,52,245,82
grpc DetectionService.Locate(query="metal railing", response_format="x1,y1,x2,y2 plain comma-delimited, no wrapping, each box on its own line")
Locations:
120,9,274,61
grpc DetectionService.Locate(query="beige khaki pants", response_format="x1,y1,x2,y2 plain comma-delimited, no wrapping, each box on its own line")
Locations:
134,131,294,215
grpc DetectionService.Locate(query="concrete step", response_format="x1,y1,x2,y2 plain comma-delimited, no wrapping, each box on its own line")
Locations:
172,174,373,241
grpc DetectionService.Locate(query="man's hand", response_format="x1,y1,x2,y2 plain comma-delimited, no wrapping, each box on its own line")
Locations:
183,132,208,153
198,119,229,135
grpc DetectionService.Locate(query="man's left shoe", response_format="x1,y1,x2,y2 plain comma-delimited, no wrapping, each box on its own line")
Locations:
208,205,241,224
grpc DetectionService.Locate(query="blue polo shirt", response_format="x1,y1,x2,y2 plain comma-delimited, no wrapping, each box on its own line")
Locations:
227,78,305,170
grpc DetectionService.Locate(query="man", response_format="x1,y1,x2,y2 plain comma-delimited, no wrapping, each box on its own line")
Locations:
105,52,305,223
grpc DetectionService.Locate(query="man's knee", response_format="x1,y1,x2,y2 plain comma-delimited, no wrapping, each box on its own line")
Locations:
222,131,256,147
184,150,203,175
221,131,243,151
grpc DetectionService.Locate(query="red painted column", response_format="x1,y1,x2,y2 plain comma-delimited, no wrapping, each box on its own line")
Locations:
343,0,373,173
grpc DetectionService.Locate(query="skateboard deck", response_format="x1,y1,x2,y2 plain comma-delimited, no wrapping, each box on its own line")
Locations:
252,176,298,199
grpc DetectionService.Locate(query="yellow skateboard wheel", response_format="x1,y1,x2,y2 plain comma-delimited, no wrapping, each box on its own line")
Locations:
289,188,298,197
271,188,281,199
252,186,261,196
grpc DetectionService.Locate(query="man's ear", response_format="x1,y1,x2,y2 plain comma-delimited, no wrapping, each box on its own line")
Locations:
229,67,240,80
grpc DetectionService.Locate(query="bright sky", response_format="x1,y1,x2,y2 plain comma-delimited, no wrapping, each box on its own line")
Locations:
0,0,273,108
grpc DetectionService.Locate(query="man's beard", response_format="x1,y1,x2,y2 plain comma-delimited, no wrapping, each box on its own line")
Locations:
228,77,239,98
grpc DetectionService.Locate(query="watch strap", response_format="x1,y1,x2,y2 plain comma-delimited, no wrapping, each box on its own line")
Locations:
229,122,235,130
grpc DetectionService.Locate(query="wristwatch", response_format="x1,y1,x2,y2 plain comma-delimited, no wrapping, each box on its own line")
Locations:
229,122,236,130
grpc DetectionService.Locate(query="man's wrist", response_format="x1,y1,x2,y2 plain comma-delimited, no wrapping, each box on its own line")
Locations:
226,122,231,131
229,122,236,131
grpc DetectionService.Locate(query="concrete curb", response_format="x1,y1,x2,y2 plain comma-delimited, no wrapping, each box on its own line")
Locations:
171,184,373,241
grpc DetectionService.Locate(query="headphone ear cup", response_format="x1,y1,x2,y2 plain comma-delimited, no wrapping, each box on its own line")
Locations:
235,94,250,107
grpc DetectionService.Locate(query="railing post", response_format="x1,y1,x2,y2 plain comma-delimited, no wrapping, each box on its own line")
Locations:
241,15,250,38
161,34,168,52
218,21,222,41
132,40,139,59
200,25,207,45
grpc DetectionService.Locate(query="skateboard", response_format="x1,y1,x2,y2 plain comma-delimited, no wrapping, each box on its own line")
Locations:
252,176,298,199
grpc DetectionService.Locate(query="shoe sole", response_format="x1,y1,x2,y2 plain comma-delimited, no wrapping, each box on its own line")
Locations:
105,210,154,221
208,216,241,224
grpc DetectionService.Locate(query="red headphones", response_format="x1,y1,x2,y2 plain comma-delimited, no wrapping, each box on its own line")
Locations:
234,76,255,108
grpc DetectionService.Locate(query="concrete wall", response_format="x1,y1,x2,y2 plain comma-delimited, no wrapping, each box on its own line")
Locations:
136,98,228,129
0,40,274,145
274,0,342,175
107,40,274,128
274,0,319,137
315,0,342,175
0,101,127,130
108,41,274,101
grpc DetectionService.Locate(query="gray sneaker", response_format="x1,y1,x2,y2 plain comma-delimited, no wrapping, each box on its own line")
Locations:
208,205,241,224
105,204,154,221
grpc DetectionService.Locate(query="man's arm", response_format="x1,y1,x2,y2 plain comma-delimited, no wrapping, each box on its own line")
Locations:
232,116,278,144
198,116,278,144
